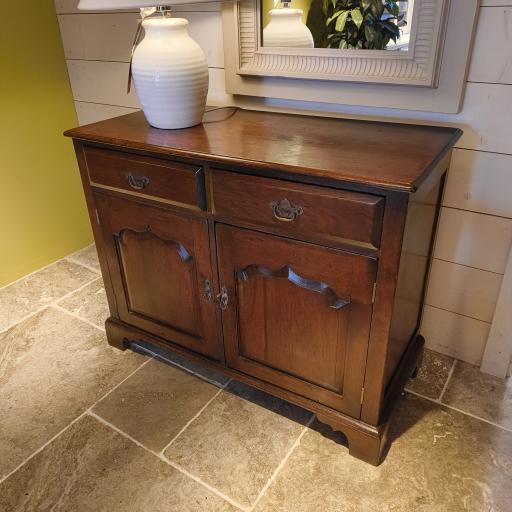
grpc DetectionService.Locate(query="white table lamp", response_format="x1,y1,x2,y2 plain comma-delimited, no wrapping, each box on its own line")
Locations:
77,1,215,129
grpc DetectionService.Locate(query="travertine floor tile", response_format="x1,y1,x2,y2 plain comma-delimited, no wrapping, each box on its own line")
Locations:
165,380,312,508
0,260,97,331
57,277,109,328
66,244,100,272
442,361,512,430
133,340,231,387
93,358,220,451
0,308,145,479
406,348,454,399
0,415,237,512
255,394,512,512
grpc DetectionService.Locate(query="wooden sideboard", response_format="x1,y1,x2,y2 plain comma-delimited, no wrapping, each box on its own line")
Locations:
65,108,461,465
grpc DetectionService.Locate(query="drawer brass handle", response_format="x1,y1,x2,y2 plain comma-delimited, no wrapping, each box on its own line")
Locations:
270,198,304,222
204,279,213,303
127,173,150,190
216,286,229,311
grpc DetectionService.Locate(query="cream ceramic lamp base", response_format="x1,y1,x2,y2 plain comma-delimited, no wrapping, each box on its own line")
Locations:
263,8,314,48
132,17,209,130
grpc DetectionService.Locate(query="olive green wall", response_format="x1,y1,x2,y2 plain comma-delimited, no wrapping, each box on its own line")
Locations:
0,2,92,287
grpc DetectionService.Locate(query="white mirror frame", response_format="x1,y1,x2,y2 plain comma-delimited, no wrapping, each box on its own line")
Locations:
223,0,480,113
236,0,446,86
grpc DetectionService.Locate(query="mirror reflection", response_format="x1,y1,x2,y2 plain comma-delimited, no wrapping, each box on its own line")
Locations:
261,0,414,50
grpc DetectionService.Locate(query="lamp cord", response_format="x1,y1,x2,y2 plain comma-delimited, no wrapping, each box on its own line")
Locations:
203,107,240,123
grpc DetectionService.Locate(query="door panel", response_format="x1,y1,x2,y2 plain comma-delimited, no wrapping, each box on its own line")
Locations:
117,228,202,336
95,192,221,360
216,224,376,416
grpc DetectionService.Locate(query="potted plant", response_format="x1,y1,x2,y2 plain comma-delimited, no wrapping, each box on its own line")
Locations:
323,0,405,49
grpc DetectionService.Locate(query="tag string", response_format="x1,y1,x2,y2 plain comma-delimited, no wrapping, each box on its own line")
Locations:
127,19,144,94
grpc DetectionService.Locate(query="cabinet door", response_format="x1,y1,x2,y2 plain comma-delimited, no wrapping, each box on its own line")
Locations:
96,193,221,360
216,225,376,417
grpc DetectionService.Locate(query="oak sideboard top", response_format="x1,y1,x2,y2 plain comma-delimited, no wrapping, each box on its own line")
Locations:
65,108,462,192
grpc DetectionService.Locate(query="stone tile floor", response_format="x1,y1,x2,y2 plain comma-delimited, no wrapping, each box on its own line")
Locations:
1,245,511,511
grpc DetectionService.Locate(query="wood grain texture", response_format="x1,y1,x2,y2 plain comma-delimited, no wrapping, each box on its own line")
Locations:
57,11,224,68
443,149,512,218
434,208,512,274
75,102,139,126
468,6,512,84
65,109,461,192
66,61,231,109
212,170,384,247
95,193,222,360
426,259,503,323
215,224,376,417
480,247,512,378
84,146,205,210
421,305,491,365
67,109,456,465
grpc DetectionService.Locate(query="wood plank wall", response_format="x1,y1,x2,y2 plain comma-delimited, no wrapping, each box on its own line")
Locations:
54,0,512,369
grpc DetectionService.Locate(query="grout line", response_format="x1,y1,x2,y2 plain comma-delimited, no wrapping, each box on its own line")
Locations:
88,411,247,511
52,304,106,333
438,359,457,402
0,357,151,485
64,243,95,260
249,414,315,512
64,244,102,275
162,457,248,512
0,411,88,485
405,389,512,434
64,258,101,275
90,357,153,410
158,382,230,456
0,244,97,293
0,259,64,292
0,307,51,336
133,343,230,388
0,241,96,292
0,276,101,336
49,276,103,307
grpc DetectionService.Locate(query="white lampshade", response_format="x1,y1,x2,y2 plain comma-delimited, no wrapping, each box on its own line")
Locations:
78,0,216,9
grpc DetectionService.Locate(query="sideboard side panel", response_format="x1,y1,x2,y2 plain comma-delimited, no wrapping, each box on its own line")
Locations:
72,140,119,318
360,191,409,426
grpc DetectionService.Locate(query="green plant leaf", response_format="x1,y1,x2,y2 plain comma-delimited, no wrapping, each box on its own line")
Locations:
370,0,384,19
326,10,344,25
335,10,350,32
350,8,364,28
361,0,372,11
322,0,329,16
382,20,400,36
364,24,376,43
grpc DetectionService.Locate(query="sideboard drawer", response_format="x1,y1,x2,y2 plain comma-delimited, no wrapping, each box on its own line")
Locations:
212,170,384,247
84,146,205,209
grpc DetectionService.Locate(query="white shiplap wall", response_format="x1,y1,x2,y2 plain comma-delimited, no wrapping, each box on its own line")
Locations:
54,1,512,372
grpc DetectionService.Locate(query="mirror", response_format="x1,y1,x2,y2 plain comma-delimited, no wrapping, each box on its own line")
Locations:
261,0,414,50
